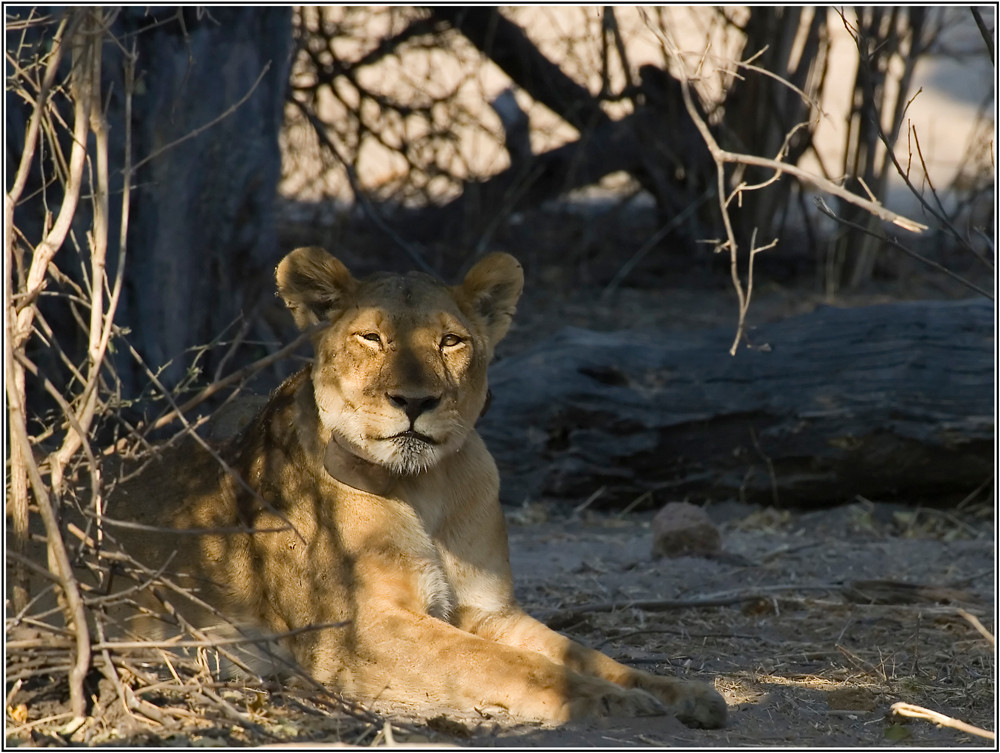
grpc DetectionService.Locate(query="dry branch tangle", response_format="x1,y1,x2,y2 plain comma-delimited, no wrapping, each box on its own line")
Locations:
481,298,993,507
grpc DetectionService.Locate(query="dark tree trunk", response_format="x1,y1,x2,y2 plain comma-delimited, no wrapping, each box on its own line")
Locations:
480,299,993,508
113,8,293,394
9,8,293,405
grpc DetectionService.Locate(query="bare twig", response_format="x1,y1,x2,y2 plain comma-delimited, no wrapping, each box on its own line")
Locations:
955,608,995,647
547,583,842,616
603,187,712,295
814,197,993,299
639,10,928,355
891,702,995,741
3,9,122,720
129,63,273,174
145,324,321,434
122,339,305,543
90,621,349,652
10,20,95,334
970,8,994,65
5,11,76,220
5,10,91,617
289,95,434,274
714,148,928,233
6,409,91,720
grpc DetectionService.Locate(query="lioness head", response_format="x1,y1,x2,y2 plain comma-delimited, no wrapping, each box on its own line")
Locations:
276,247,523,475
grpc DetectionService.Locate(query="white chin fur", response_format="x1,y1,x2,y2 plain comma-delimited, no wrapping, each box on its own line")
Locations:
315,393,463,475
381,436,441,475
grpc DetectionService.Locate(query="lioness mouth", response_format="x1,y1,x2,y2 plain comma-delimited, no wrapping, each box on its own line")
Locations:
392,430,437,445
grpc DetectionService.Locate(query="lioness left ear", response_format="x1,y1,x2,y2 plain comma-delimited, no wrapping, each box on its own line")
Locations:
458,253,524,345
276,246,356,330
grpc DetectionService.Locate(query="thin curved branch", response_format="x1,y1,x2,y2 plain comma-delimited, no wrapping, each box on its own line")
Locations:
814,198,993,300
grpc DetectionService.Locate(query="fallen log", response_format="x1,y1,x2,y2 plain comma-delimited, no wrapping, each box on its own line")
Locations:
481,298,994,507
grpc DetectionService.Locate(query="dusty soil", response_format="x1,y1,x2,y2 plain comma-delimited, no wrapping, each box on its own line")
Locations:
494,501,995,747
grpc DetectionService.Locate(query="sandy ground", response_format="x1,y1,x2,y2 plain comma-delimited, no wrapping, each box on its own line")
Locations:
492,501,995,747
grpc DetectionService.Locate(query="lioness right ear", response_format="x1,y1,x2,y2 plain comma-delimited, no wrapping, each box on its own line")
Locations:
276,246,356,330
459,252,524,345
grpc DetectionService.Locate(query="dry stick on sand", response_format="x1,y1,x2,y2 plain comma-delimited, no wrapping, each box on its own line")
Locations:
891,702,995,741
889,609,994,740
956,608,995,647
550,583,844,616
892,609,996,740
550,585,988,619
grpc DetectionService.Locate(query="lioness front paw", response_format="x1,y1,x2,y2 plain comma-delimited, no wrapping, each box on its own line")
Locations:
638,677,727,729
565,677,665,720
598,685,666,718
673,680,727,728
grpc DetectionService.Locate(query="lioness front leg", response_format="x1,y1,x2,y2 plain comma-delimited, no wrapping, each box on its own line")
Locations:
456,606,727,728
337,606,668,722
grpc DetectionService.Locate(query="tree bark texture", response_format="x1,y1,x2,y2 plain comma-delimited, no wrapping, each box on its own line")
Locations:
113,8,293,392
480,299,993,508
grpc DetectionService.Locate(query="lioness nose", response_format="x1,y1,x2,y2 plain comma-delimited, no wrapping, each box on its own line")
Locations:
387,393,440,424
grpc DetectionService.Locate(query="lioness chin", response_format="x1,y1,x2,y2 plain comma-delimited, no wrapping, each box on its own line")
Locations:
113,247,727,727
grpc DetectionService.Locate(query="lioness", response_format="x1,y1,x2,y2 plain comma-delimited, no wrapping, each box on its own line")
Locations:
113,247,726,726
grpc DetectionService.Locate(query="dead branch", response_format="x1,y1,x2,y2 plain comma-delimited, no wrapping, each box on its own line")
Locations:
638,9,930,354
288,95,434,274
5,9,300,733
4,13,77,238
430,7,610,133
119,340,305,545
6,412,91,719
716,149,929,232
956,608,995,647
891,702,995,741
128,63,273,174
90,621,350,652
5,10,87,616
814,198,993,299
3,8,118,719
546,583,844,618
145,324,321,434
970,8,994,64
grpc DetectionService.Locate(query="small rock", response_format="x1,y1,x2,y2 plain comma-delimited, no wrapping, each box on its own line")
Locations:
651,501,722,558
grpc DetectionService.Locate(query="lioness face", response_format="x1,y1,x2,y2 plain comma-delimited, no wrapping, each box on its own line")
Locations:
277,247,523,474
311,278,486,474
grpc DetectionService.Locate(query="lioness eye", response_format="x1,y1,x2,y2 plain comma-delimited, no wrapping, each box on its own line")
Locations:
440,334,463,348
360,332,382,345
